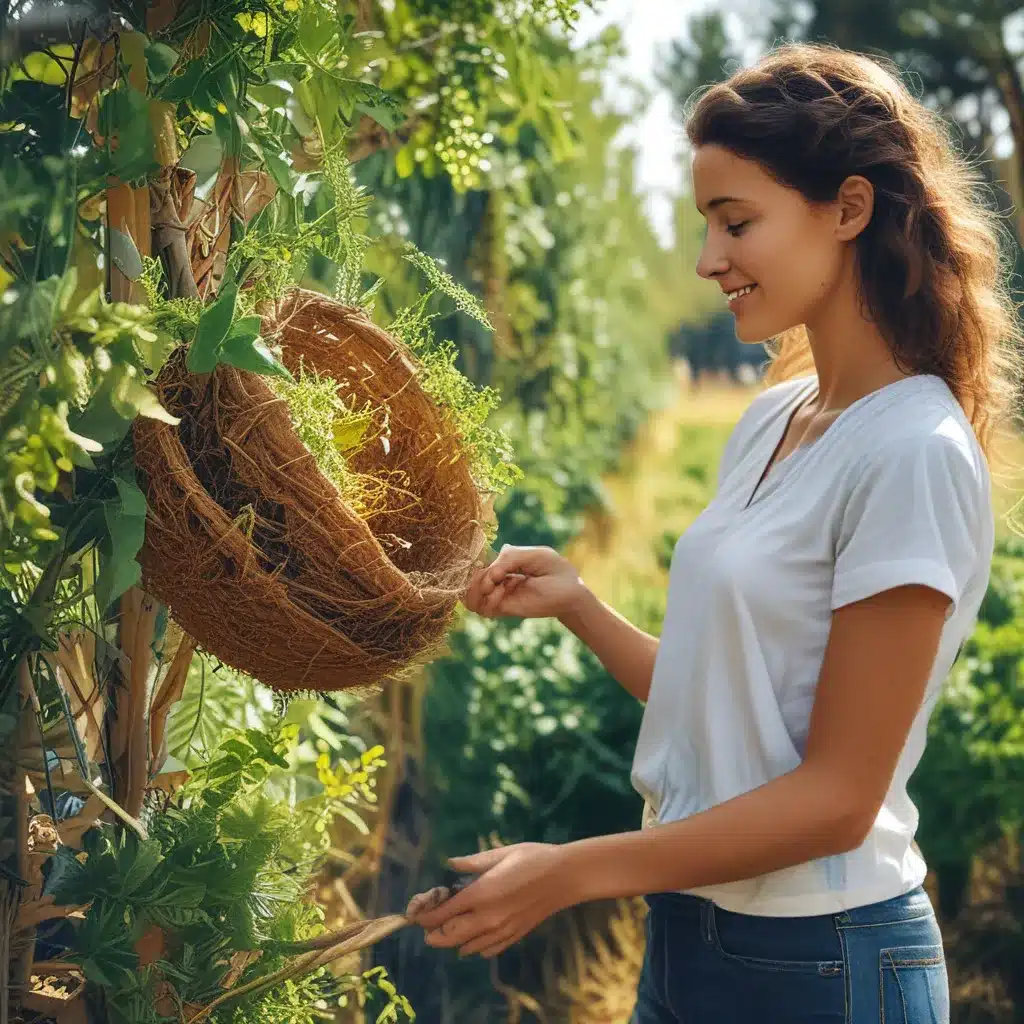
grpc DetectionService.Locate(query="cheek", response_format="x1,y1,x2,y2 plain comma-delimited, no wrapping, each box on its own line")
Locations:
759,227,837,303
734,229,838,341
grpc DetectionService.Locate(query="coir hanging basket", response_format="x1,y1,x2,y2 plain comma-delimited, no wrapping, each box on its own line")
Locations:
133,289,493,693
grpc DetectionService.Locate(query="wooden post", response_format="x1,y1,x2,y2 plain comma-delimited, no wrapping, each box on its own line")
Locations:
105,31,151,305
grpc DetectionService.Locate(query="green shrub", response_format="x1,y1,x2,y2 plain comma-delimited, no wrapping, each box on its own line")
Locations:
911,541,1024,918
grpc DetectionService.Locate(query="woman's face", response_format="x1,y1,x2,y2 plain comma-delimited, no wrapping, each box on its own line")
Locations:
691,144,847,344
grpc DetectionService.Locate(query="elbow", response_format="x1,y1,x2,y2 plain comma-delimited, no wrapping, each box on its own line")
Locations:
825,800,878,855
800,768,879,856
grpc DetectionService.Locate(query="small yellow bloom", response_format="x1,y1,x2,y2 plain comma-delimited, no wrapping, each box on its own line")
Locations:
216,102,228,115
235,11,269,37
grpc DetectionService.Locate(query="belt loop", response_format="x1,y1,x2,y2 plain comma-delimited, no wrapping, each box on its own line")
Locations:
704,899,715,946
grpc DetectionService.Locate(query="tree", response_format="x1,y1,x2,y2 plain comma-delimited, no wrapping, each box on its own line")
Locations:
793,0,1024,234
655,11,740,124
0,1,613,1020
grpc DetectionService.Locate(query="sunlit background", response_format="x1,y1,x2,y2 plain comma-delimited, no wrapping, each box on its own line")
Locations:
3,2,1024,1023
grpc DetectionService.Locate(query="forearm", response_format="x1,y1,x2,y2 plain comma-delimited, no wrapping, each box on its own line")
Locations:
564,763,867,903
557,585,659,703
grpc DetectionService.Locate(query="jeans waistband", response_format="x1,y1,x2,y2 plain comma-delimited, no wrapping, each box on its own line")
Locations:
643,884,933,927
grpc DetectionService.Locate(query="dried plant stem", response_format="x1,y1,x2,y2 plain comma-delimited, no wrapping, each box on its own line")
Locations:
184,914,409,1024
78,778,148,842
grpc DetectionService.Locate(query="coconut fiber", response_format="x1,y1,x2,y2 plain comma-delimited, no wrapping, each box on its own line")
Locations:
133,290,493,692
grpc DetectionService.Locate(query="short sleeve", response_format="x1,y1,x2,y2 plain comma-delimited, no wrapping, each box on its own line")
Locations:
831,432,984,616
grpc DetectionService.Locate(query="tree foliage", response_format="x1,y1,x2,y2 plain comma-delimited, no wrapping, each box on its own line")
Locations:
2,0,654,1020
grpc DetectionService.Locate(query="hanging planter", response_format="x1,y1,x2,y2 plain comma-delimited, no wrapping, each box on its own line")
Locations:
133,289,495,693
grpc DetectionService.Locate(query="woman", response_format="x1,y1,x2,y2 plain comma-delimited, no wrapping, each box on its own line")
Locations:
408,43,1022,1022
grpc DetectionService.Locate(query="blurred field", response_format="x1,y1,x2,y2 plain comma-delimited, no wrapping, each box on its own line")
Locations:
566,374,745,623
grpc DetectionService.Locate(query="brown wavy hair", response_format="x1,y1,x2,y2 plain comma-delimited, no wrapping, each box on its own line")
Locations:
686,42,1024,463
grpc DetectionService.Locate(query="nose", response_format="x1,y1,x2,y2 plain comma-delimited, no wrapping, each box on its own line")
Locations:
696,231,730,281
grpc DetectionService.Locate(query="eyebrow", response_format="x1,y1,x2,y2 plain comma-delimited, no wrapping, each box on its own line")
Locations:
697,195,745,215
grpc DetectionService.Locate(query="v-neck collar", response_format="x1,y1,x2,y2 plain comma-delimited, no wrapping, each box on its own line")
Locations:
736,373,944,513
744,379,819,510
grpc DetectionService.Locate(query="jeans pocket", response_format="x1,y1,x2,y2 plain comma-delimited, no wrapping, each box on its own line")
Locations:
879,945,949,1024
708,904,844,976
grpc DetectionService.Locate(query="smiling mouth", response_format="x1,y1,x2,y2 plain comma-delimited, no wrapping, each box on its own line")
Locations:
726,284,757,301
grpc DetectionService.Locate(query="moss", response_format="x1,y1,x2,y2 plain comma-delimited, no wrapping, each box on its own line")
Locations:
264,361,380,514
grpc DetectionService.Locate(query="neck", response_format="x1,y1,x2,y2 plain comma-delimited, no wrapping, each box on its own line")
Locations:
803,271,912,412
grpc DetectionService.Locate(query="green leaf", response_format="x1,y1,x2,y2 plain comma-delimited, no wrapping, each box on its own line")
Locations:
95,86,156,180
119,837,165,897
219,330,294,380
121,375,179,424
144,42,179,83
44,845,87,902
298,7,339,55
109,227,143,281
219,737,256,760
353,98,402,134
69,383,133,445
114,474,148,518
179,131,223,178
70,902,138,988
95,543,142,612
259,145,294,192
69,445,97,470
94,472,147,610
186,280,238,372
248,79,293,108
159,59,207,102
284,91,315,136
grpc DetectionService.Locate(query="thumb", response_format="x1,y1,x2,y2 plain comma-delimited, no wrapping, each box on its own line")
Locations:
448,846,513,873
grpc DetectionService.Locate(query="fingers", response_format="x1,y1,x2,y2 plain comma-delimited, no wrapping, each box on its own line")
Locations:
459,926,518,958
480,572,528,617
481,580,506,617
482,545,554,592
464,564,527,617
412,885,474,932
405,886,452,921
477,930,520,958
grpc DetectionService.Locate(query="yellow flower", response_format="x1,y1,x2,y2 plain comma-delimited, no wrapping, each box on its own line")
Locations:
236,11,269,37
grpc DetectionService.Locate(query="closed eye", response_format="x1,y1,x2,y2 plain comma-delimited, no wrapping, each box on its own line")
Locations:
726,220,750,237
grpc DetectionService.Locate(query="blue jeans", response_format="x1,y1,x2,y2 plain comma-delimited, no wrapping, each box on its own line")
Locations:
630,885,949,1023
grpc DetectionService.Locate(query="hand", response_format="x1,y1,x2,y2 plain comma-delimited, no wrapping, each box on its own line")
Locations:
405,843,577,959
464,544,586,620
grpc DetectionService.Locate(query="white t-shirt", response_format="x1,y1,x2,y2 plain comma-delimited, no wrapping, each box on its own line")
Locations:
630,373,994,917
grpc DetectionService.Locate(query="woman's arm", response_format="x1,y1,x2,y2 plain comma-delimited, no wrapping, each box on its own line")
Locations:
559,585,659,704
563,582,951,902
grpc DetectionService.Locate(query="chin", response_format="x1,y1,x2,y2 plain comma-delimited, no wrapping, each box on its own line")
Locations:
734,314,798,346
734,320,775,345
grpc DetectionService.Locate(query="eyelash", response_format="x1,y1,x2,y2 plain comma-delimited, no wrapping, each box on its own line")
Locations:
726,220,750,237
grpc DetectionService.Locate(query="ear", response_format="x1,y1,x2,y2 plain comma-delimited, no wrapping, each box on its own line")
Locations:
834,175,874,242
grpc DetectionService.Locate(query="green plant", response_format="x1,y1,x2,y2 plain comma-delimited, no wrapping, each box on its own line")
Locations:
43,723,406,1023
911,541,1024,918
